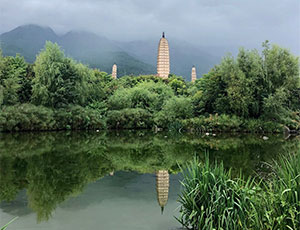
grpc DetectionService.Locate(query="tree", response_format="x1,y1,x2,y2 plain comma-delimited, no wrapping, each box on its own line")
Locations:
155,96,193,128
196,42,299,120
31,42,83,108
0,54,28,105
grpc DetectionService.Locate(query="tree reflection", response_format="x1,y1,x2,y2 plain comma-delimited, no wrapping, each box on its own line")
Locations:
0,131,299,221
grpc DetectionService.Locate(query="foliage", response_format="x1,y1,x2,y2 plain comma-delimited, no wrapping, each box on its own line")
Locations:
258,153,300,229
0,42,299,133
0,54,28,105
177,152,300,230
196,42,299,122
181,114,284,133
107,108,152,129
168,74,188,95
0,104,55,131
0,104,105,131
177,157,259,230
54,105,106,130
31,42,83,108
154,96,193,129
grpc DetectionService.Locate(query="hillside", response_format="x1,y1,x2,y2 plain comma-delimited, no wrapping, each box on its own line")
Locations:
0,25,220,79
0,25,155,76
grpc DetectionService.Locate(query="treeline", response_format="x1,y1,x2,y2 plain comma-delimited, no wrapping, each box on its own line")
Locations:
0,41,299,132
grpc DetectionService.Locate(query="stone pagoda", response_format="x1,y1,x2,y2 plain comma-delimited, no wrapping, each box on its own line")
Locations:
112,63,117,79
191,65,197,82
157,32,170,79
156,169,169,214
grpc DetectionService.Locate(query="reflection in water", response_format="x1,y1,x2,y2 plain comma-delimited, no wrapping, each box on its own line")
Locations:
0,130,299,223
156,170,169,214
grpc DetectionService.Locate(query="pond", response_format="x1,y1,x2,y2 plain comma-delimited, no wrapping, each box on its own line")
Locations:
0,131,299,229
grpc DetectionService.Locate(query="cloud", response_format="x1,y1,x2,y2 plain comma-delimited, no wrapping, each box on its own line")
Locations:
0,0,299,53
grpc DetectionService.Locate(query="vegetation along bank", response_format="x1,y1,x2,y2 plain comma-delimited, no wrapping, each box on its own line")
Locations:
0,41,299,133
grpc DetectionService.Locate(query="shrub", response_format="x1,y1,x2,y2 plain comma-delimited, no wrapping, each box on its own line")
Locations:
0,104,55,131
0,104,105,131
181,114,243,132
154,96,193,128
107,108,152,129
54,106,106,130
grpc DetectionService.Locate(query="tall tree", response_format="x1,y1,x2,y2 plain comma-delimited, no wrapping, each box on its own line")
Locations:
0,53,27,105
31,42,82,108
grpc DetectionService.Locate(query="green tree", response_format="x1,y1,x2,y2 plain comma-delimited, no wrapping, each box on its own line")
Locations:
155,96,193,128
0,54,28,105
31,42,83,108
168,74,188,95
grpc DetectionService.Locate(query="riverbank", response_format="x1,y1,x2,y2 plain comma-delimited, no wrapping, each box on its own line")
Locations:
1,42,299,135
0,103,299,134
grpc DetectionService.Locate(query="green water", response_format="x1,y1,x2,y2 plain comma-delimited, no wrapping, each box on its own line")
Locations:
0,131,299,230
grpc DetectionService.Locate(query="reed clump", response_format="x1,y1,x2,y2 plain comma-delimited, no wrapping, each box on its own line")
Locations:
177,153,300,230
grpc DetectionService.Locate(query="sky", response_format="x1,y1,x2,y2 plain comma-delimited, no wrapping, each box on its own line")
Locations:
0,0,299,54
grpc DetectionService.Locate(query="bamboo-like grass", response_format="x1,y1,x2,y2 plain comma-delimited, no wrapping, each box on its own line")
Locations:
177,152,300,230
258,153,300,229
1,217,18,230
177,157,259,230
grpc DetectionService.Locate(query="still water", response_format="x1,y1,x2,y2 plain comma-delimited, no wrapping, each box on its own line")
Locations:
0,131,299,230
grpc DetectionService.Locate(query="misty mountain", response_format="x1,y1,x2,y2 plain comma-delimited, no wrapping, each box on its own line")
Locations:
0,24,155,76
0,24,58,62
0,25,220,80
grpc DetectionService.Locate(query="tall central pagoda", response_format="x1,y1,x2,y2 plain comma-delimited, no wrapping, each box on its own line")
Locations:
157,32,170,79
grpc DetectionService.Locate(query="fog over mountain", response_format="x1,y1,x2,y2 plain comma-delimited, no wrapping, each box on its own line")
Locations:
0,24,220,79
0,0,299,78
1,0,299,54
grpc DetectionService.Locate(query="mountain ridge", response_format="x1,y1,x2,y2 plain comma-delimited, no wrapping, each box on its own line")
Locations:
0,24,220,80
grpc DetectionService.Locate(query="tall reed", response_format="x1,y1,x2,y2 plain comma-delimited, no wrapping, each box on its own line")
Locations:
259,153,300,229
177,152,300,230
177,157,259,230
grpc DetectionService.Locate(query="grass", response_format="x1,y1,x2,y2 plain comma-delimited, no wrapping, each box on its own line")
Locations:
259,153,300,229
177,153,300,230
1,217,18,230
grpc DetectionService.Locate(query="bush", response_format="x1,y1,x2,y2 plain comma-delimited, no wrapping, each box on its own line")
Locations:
107,108,153,129
0,104,55,131
182,115,284,133
54,106,106,130
154,96,193,128
0,104,105,131
182,114,243,132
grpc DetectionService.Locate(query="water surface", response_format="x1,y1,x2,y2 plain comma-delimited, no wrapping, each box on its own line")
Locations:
0,131,299,229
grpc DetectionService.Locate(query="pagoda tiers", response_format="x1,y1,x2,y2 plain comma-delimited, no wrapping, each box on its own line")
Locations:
157,32,170,79
112,63,117,79
191,66,197,82
156,170,169,214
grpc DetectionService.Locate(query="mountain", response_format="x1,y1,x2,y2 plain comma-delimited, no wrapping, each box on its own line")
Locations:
0,24,58,62
0,25,155,76
0,25,220,80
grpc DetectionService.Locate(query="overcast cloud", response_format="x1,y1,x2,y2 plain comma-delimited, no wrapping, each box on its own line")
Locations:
0,0,299,54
